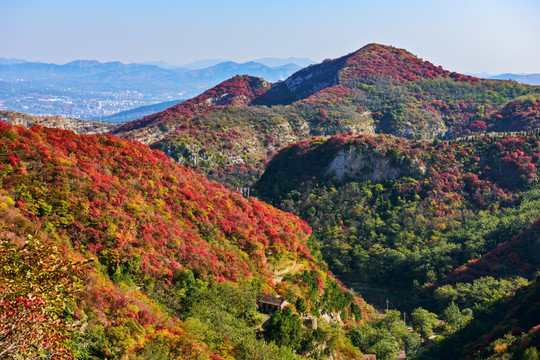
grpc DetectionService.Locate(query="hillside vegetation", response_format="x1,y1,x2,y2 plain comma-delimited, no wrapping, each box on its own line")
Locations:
255,132,540,287
3,43,540,359
0,122,374,359
254,131,540,358
418,275,540,360
0,110,115,134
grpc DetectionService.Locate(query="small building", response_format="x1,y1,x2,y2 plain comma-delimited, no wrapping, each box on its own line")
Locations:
302,314,318,330
257,295,290,313
363,355,377,360
398,350,406,359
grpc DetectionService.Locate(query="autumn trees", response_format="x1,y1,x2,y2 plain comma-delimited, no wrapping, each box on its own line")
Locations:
0,236,90,359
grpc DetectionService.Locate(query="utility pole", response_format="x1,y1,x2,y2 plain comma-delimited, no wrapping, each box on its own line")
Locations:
386,299,389,311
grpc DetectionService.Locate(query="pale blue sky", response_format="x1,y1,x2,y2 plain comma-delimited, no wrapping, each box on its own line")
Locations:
1,0,539,73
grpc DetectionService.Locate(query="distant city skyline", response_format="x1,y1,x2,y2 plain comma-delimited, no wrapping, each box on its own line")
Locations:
1,0,539,74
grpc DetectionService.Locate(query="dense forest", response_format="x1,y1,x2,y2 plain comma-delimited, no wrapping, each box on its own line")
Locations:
255,132,540,358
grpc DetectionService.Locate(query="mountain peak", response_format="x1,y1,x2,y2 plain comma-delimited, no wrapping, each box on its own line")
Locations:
253,43,478,106
111,75,271,142
64,59,101,67
339,43,448,82
192,74,271,106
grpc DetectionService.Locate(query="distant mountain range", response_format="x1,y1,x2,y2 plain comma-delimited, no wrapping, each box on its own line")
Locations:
2,54,537,121
0,58,28,65
166,57,315,70
179,58,229,70
468,72,540,85
253,57,316,68
0,57,311,120
488,73,540,85
0,58,303,92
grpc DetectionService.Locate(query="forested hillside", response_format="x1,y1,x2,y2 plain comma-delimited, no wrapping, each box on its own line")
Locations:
255,132,540,287
3,43,540,359
0,110,115,134
0,122,375,359
254,131,540,358
419,275,540,360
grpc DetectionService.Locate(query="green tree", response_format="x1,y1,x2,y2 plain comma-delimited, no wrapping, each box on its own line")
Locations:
442,302,472,330
371,337,400,360
411,308,439,339
522,347,539,360
264,307,302,349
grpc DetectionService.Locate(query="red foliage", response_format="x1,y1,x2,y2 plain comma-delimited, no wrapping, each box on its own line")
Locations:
492,96,540,131
112,75,270,137
449,216,540,282
340,44,479,84
0,123,312,284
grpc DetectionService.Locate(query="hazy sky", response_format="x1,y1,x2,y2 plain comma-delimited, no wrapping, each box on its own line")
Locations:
1,0,539,74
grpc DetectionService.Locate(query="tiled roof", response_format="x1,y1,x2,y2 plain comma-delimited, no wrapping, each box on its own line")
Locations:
258,295,287,306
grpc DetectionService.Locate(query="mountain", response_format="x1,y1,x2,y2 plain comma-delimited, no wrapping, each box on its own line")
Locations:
98,99,184,123
174,61,301,87
0,57,27,65
0,121,372,359
0,60,175,87
489,73,540,86
252,43,483,107
255,57,316,68
0,110,116,134
250,130,540,358
4,44,540,358
111,43,540,189
0,58,301,120
468,72,540,86
111,75,273,144
139,60,189,72
180,58,229,70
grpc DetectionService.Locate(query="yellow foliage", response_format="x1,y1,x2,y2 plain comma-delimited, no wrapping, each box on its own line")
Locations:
494,343,507,354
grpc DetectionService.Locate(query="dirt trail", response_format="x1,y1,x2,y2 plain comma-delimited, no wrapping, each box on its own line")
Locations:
272,261,304,283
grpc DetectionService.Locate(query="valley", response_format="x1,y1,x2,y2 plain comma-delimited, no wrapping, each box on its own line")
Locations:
1,43,540,360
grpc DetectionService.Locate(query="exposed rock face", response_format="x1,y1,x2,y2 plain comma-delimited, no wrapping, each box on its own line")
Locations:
0,110,116,134
251,56,347,106
377,108,448,140
326,147,426,182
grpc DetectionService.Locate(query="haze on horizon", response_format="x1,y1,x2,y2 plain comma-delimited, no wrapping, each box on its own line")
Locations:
1,0,539,74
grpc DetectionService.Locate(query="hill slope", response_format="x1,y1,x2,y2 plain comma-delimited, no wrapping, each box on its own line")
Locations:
254,132,540,291
418,275,540,360
252,43,471,106
111,75,272,144
0,121,371,359
98,99,184,124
